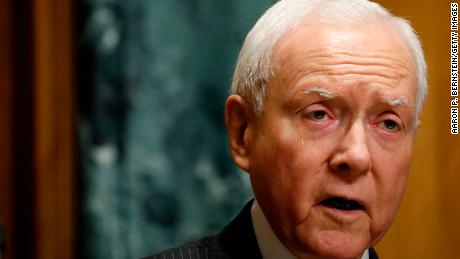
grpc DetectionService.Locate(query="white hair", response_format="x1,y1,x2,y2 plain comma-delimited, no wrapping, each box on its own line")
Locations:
231,0,428,118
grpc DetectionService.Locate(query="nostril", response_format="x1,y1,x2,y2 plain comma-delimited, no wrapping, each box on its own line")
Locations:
338,163,349,170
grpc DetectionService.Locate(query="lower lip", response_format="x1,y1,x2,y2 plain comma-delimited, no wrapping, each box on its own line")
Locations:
317,204,366,220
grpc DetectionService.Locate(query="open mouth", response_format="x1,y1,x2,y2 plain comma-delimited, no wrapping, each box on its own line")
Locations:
320,197,364,211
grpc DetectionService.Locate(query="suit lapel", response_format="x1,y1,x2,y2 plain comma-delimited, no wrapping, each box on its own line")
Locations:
217,199,263,259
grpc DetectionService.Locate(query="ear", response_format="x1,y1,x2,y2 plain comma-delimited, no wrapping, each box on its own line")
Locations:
225,95,254,172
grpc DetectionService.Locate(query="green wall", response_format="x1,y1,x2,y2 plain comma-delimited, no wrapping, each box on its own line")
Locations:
77,0,273,258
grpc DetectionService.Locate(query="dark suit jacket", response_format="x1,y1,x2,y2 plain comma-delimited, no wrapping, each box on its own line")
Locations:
142,200,379,259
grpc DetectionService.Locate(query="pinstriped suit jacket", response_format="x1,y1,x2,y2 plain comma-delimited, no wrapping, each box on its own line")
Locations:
142,200,379,259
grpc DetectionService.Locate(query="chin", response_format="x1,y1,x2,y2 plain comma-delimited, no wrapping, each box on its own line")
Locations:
310,244,366,259
292,229,370,259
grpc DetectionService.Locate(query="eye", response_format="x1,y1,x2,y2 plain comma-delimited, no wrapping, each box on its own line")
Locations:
306,110,329,122
378,119,401,132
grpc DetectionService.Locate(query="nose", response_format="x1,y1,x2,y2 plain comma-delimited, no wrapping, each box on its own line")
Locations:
329,122,372,177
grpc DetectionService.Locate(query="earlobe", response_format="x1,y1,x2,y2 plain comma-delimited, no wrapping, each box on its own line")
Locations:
225,95,253,172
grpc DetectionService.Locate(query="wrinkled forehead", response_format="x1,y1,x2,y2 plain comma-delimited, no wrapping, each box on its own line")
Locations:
272,19,416,79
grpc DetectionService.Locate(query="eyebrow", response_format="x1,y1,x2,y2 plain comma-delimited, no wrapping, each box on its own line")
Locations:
300,87,336,99
299,87,412,108
383,96,411,107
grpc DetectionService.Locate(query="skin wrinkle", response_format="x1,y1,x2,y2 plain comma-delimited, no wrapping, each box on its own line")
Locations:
298,49,413,68
285,54,411,91
274,29,415,93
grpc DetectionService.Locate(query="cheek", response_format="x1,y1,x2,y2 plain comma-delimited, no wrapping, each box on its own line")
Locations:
249,124,334,224
369,145,412,240
374,143,412,198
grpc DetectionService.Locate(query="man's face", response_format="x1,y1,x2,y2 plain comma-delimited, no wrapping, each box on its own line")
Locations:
245,21,417,258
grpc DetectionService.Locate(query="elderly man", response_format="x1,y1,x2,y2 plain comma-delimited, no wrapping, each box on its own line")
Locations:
145,0,427,258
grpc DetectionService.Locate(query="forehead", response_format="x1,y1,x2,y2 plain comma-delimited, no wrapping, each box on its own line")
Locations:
271,20,416,95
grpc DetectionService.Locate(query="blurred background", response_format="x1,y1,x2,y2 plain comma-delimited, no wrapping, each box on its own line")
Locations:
0,0,459,259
